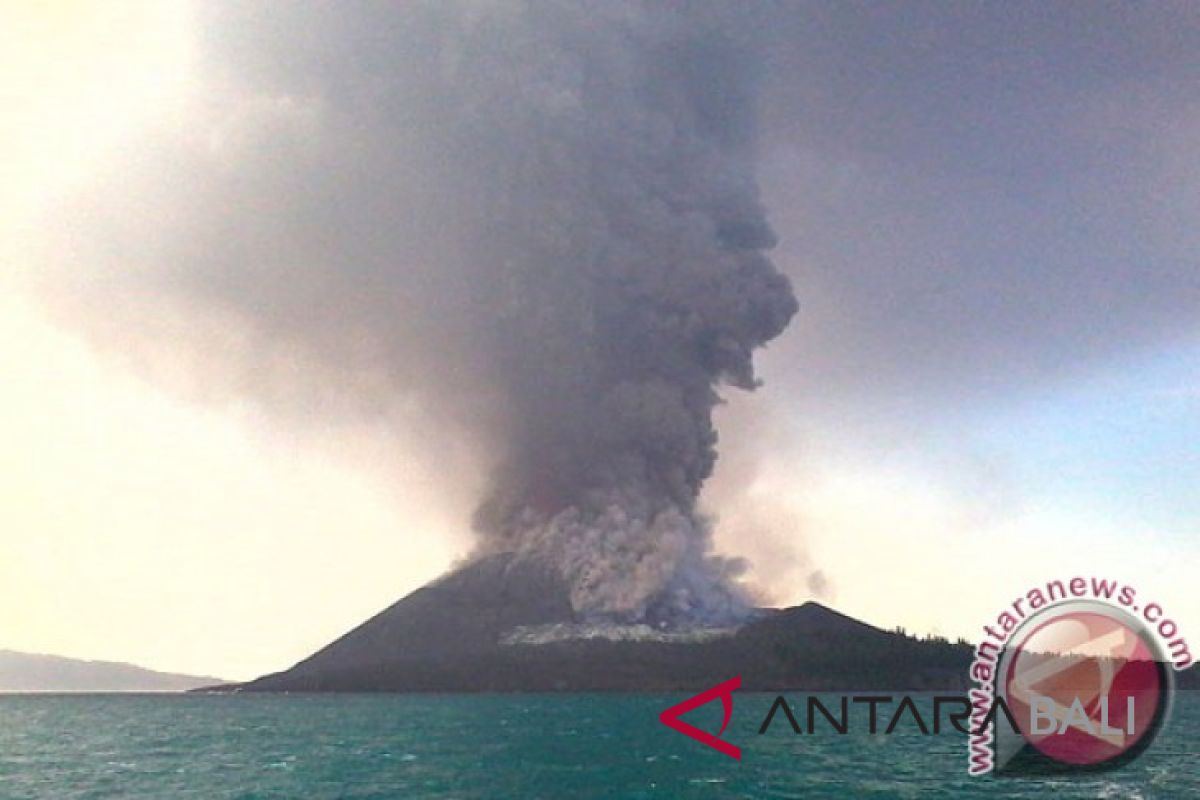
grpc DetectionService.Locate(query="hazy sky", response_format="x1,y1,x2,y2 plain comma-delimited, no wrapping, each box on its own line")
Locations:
2,2,1197,680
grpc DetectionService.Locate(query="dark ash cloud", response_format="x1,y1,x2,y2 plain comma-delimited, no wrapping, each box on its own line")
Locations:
47,2,796,624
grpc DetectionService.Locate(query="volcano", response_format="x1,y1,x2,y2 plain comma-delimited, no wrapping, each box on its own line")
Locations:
233,556,977,692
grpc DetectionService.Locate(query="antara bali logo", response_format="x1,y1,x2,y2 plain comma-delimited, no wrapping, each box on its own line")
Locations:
658,578,1185,777
658,676,742,760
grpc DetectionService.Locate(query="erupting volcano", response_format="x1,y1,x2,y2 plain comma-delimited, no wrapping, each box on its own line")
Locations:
224,1,805,688
62,1,801,670
210,2,796,629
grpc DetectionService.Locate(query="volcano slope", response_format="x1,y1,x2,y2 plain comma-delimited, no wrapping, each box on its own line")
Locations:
233,555,980,692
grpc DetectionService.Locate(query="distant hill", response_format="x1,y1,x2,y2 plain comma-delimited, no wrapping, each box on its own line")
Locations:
0,650,226,692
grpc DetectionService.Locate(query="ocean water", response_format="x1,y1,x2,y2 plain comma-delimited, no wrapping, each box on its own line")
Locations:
0,692,1195,798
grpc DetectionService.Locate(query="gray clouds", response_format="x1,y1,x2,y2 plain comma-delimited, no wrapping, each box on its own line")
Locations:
757,2,1200,416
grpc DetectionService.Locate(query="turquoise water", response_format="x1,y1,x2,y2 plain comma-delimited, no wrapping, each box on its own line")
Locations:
0,692,1195,798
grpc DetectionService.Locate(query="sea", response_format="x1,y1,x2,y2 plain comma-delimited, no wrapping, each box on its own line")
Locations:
0,692,1195,798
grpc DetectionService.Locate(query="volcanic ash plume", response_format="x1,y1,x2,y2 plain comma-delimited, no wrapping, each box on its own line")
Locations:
53,2,797,626
444,2,797,624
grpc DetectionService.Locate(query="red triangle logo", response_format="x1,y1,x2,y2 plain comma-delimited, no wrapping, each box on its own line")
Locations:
659,676,742,760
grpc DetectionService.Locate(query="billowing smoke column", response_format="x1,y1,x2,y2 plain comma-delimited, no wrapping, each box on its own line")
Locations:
459,4,798,623
54,2,796,625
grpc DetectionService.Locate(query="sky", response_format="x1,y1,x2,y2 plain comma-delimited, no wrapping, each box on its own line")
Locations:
1,1,1197,680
